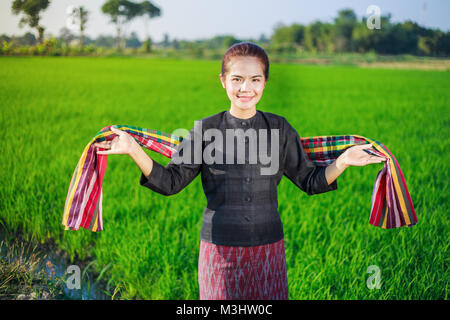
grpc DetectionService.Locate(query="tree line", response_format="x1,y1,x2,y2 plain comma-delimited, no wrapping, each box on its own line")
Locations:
7,0,160,52
270,9,449,56
2,1,449,57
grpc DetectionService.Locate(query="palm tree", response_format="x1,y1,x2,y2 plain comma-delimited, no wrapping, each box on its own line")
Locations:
140,1,161,52
102,0,141,51
67,6,89,48
11,0,51,44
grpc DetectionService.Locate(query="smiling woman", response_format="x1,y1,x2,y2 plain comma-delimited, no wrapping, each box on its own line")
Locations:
92,41,389,300
219,43,269,119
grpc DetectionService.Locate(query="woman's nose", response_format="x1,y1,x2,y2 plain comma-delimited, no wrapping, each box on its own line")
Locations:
240,79,250,91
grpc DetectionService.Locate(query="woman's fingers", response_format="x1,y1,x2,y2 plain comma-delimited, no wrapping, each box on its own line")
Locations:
110,126,126,136
369,159,385,164
97,150,114,155
363,148,385,159
359,143,372,149
94,127,133,156
345,143,387,167
93,141,111,148
366,156,386,164
350,153,386,166
95,134,128,155
365,153,385,161
95,136,119,147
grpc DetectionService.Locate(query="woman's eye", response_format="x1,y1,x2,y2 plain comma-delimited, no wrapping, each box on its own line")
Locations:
232,78,240,81
253,79,260,82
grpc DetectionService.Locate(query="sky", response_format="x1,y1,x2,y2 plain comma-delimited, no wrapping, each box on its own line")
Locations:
1,0,449,42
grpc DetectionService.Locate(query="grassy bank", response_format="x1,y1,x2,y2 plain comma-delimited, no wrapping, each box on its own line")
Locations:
0,56,448,299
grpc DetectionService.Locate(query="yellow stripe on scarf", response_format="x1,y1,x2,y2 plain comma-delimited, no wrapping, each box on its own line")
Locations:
117,126,181,145
62,136,97,226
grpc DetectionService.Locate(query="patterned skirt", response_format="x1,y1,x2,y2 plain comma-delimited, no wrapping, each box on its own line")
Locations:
198,238,289,300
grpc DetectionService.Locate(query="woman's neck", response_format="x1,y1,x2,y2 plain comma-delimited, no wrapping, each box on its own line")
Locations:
229,105,257,119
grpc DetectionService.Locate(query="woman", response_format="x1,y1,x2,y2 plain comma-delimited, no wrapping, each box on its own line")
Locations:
93,42,385,300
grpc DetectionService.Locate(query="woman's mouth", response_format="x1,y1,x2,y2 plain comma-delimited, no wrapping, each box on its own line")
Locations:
237,96,254,102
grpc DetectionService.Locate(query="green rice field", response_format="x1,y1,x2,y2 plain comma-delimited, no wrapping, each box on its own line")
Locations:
0,56,448,299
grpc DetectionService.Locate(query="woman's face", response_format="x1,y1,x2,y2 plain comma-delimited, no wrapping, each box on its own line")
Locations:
219,56,267,112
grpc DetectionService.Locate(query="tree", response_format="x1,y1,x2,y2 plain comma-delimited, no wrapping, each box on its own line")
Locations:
18,32,37,45
334,8,357,52
11,0,50,44
0,34,12,44
59,27,74,46
162,33,170,47
172,38,180,50
352,14,391,53
272,23,305,45
382,21,420,54
304,21,334,53
102,0,142,51
67,6,89,48
140,1,161,52
436,31,450,56
222,35,240,48
258,33,269,44
126,31,141,48
271,23,306,53
95,35,115,47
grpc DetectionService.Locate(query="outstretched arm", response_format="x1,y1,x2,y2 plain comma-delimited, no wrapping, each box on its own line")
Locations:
94,126,201,196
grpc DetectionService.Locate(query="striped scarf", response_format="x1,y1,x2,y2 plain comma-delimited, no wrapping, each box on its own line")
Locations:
62,125,418,231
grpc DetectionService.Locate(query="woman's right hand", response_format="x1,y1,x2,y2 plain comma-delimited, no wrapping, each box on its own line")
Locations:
93,126,139,156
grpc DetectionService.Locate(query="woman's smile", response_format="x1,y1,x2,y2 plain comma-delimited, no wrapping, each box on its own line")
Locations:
237,95,254,102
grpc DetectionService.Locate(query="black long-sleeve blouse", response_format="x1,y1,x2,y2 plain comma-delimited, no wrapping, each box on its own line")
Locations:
140,110,338,246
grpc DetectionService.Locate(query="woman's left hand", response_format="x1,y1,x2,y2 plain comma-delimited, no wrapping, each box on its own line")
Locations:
341,144,387,168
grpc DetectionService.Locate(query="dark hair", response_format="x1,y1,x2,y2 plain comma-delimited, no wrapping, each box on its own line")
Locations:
221,42,270,81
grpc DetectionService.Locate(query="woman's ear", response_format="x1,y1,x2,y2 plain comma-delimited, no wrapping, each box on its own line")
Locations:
219,73,226,89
